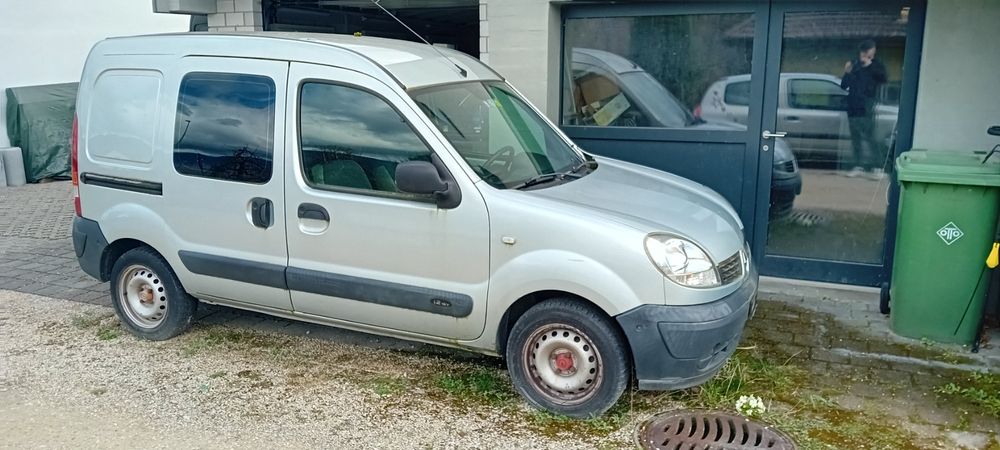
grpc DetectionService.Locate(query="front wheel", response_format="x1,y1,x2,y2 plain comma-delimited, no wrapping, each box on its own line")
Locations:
506,299,631,418
110,247,197,340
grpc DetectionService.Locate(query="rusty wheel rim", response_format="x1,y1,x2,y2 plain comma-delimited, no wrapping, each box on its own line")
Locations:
118,264,167,329
522,323,603,405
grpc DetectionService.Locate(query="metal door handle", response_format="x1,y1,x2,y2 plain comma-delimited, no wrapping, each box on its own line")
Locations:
250,197,273,228
297,203,329,222
762,130,787,139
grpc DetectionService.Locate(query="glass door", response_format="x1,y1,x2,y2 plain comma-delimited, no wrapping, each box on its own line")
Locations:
756,1,925,285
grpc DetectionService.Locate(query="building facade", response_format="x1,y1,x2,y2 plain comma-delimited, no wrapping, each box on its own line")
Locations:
157,0,1000,287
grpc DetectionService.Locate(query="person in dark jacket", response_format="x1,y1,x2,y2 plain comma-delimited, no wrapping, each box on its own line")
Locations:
841,39,888,179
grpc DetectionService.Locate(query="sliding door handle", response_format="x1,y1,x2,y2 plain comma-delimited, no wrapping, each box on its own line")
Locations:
250,197,273,228
297,203,329,222
762,130,788,139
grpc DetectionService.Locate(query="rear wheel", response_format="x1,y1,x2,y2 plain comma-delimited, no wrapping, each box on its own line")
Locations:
506,299,630,418
110,247,197,340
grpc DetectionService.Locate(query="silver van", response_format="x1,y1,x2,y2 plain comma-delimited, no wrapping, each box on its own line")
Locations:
72,33,757,418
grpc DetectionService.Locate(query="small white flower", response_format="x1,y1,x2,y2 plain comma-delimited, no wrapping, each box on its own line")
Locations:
736,394,766,417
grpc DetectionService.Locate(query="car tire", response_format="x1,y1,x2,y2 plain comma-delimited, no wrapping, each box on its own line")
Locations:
110,247,197,340
506,298,630,418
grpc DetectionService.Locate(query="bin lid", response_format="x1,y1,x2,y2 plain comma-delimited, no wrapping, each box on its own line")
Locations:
896,149,1000,186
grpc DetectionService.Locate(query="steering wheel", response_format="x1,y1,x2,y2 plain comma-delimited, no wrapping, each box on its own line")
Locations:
482,145,517,174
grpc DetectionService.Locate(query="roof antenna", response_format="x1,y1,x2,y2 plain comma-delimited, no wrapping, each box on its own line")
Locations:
369,0,467,78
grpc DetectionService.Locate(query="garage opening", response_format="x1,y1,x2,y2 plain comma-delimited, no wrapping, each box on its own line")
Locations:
261,0,479,56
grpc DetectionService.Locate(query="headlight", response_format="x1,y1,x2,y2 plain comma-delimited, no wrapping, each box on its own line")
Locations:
644,235,719,288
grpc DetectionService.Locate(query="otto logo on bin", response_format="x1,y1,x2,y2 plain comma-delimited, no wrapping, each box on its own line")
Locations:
937,222,964,245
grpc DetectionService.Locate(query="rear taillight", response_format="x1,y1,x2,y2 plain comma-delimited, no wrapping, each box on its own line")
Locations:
693,104,702,119
71,115,81,217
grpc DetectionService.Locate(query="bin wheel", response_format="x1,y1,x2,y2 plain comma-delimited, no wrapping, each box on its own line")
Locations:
879,282,891,315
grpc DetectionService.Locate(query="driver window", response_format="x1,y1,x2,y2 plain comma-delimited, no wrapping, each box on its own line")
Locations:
566,65,647,127
299,82,432,196
787,79,848,111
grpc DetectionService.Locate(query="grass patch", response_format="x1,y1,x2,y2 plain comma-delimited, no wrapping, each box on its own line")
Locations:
935,371,1000,418
96,324,122,341
434,368,516,406
369,376,408,396
71,313,110,329
181,326,291,357
666,350,803,410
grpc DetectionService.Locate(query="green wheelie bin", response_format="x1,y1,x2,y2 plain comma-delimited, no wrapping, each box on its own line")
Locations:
888,149,1000,345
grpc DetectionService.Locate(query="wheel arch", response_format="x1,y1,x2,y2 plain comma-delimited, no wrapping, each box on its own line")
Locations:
100,238,160,281
495,290,629,359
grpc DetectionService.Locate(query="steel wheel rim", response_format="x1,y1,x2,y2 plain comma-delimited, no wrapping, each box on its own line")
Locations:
522,323,603,405
117,264,167,329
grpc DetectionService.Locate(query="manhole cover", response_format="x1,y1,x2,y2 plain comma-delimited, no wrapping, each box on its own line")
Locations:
638,410,796,450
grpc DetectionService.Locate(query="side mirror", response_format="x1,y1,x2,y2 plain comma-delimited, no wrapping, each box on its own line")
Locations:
395,159,461,209
988,126,1000,137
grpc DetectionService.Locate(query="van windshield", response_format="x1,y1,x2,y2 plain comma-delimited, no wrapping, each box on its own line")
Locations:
411,81,590,190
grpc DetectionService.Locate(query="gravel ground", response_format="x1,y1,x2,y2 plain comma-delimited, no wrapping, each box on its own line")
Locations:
0,290,643,449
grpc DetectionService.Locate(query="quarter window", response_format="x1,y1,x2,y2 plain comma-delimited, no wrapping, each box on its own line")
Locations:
173,72,276,184
299,82,432,195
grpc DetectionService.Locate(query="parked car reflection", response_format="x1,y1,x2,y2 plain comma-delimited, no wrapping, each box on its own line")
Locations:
698,73,898,166
565,48,801,218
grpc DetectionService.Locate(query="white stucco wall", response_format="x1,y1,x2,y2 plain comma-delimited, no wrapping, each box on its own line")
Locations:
481,0,561,120
912,0,1000,151
0,0,189,147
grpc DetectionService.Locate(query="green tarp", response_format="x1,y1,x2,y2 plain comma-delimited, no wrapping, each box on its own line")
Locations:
5,82,78,182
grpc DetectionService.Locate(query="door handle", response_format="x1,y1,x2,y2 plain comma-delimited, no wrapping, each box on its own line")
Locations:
250,197,273,228
784,116,801,122
762,130,788,139
297,203,329,222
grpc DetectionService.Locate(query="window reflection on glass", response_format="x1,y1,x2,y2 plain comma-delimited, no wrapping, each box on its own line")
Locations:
764,9,908,264
173,72,275,184
299,82,432,195
562,14,753,130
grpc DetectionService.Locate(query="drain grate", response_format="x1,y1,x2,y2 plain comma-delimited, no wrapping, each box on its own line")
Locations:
638,410,796,450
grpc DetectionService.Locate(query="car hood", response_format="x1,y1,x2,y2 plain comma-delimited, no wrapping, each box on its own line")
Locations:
524,157,745,261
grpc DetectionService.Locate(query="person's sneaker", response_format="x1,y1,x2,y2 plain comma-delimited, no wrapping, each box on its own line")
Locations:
867,168,886,181
845,167,864,178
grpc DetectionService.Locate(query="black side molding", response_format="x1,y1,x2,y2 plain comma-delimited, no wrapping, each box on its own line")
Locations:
81,173,163,196
286,266,473,318
178,251,288,290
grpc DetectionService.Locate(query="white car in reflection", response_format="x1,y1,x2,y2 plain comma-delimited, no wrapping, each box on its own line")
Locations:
697,73,898,165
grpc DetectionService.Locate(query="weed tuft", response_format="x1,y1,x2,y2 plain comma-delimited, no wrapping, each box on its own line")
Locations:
935,371,1000,418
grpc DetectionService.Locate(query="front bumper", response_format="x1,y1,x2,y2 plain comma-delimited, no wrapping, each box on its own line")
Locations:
616,267,758,390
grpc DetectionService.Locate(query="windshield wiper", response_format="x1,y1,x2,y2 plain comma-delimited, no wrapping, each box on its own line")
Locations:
512,159,596,190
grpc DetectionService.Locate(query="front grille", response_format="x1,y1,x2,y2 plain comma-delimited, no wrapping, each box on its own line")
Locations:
718,251,743,285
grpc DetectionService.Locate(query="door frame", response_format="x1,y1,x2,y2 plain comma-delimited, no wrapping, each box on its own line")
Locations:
756,0,927,285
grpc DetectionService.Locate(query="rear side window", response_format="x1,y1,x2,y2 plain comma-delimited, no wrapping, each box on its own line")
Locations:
298,82,431,196
724,81,751,106
173,72,275,184
88,70,162,164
